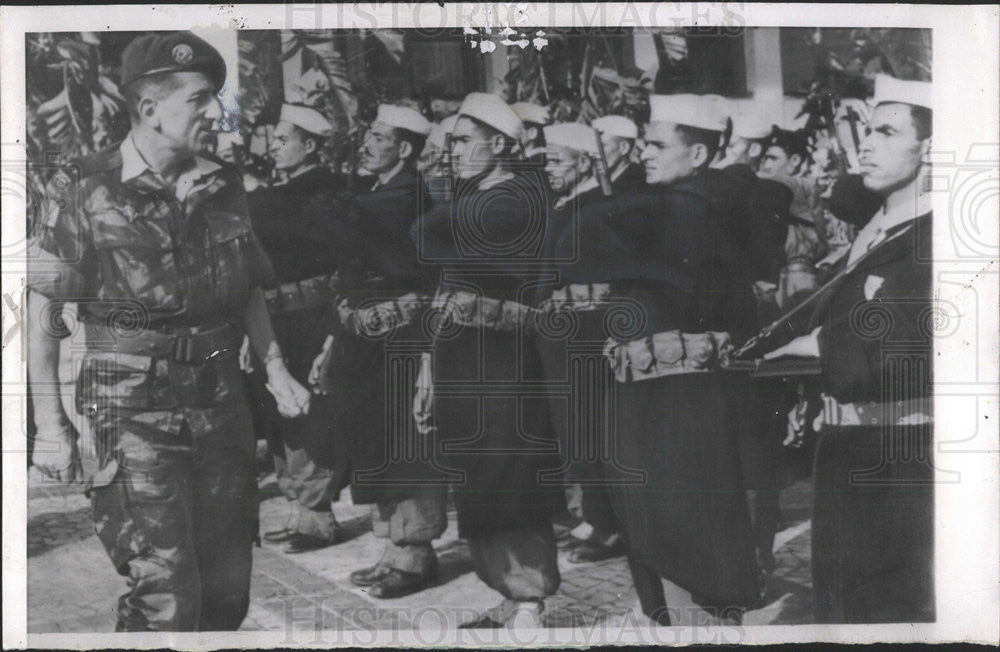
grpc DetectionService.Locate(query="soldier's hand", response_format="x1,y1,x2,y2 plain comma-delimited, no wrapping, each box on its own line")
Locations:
783,401,808,449
307,335,334,386
31,423,83,484
763,328,822,361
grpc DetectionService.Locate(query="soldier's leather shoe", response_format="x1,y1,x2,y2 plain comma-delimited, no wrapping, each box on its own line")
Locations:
283,533,338,554
263,528,297,543
568,538,626,563
349,564,392,587
367,569,433,599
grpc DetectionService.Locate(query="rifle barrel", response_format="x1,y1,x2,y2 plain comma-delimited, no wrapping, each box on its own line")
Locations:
593,128,614,196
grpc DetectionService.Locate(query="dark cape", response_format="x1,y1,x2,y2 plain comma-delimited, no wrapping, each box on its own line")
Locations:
246,166,344,458
411,171,567,539
555,183,762,610
303,168,442,503
806,211,935,623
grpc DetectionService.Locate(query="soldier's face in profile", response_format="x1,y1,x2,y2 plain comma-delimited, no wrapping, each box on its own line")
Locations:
601,134,631,171
269,121,315,172
723,136,751,166
545,145,586,195
758,146,799,177
858,103,928,195
451,116,497,180
359,122,403,175
640,122,698,185
147,72,223,158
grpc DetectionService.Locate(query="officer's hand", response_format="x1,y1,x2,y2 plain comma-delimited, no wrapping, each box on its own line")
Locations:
266,363,311,418
31,423,83,484
238,335,254,374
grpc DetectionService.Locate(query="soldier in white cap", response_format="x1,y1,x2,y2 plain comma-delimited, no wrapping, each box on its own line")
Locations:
764,74,934,624
511,101,550,163
543,122,604,208
302,103,446,597
714,99,775,170
418,114,458,207
247,103,348,554
412,92,564,628
592,114,646,193
553,93,763,624
536,120,629,566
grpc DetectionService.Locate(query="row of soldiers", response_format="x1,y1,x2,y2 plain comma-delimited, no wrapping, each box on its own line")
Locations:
27,31,934,631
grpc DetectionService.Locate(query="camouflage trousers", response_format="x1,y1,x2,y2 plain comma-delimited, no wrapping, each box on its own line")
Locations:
88,400,258,632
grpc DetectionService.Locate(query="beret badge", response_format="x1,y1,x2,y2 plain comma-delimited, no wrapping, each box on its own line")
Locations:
172,43,194,65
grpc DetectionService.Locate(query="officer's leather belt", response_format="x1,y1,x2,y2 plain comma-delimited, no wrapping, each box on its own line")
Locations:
339,292,432,338
817,395,933,428
430,289,535,333
605,330,733,383
264,274,336,314
84,321,242,364
539,283,612,312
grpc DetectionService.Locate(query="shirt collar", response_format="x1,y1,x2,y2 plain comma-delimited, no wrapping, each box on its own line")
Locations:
120,133,222,189
875,188,933,233
374,160,406,190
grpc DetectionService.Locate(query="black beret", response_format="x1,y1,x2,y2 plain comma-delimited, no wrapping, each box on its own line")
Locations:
121,31,226,92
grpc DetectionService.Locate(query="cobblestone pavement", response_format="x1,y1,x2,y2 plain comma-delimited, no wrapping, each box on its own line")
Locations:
26,460,815,634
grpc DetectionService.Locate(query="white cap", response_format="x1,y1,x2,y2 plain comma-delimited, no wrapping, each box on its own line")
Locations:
279,104,333,137
510,102,550,126
728,99,775,140
458,92,524,140
592,115,638,140
872,74,932,110
649,93,728,132
543,123,600,155
427,114,458,150
375,104,432,136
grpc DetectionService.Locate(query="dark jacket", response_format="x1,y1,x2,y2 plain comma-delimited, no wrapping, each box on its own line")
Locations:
811,211,933,404
248,166,343,284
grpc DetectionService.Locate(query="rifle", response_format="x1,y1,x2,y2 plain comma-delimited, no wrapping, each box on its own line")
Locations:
435,131,455,203
443,131,454,175
726,222,915,365
593,128,614,196
844,103,863,159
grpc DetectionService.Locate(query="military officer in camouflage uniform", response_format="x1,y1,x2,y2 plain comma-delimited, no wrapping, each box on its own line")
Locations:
27,32,310,632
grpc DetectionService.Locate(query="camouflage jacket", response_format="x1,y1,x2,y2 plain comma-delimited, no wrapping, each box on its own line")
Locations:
28,136,274,432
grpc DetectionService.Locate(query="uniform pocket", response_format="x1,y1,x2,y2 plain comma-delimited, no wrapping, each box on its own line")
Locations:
75,352,154,413
205,210,252,307
91,215,180,309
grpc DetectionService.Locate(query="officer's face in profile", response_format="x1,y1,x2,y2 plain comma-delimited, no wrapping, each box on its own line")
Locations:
359,122,405,175
545,145,588,195
269,121,316,172
640,122,700,185
858,103,929,195
451,116,500,180
143,72,223,158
